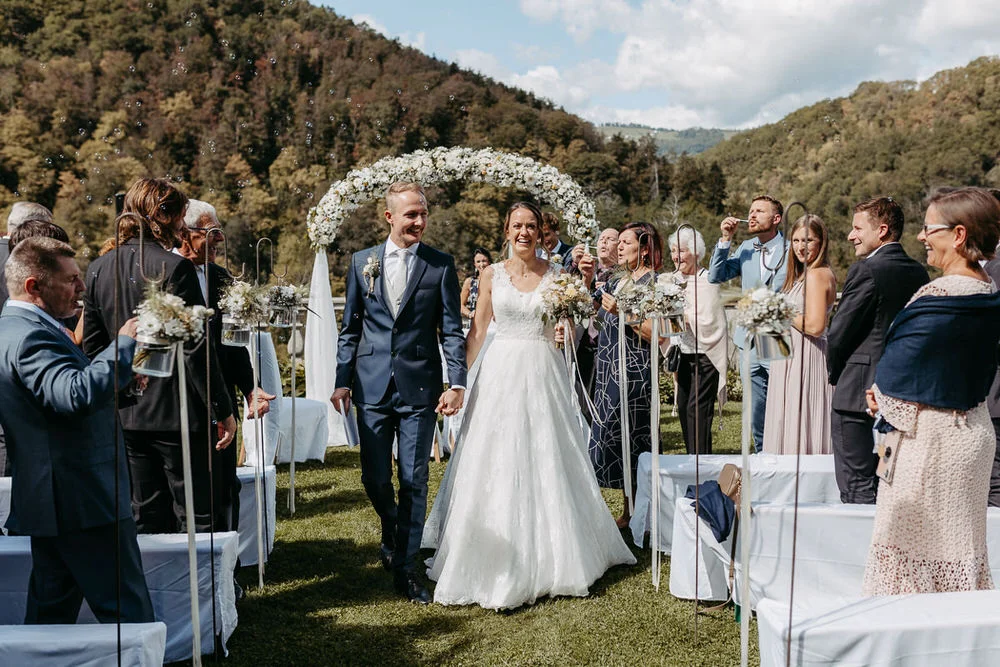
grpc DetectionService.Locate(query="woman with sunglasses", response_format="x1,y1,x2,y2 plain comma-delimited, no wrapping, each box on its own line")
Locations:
863,187,1000,595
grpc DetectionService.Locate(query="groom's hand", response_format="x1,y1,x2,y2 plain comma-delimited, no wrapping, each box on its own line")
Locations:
436,388,464,416
331,387,352,413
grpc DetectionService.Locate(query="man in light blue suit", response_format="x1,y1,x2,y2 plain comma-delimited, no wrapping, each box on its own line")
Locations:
708,195,788,452
0,237,153,623
332,182,467,604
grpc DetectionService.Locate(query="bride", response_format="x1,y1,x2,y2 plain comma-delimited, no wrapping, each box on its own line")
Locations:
423,201,636,610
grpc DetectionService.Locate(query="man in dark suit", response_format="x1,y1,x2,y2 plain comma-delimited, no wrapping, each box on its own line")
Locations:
539,212,574,267
0,237,153,623
332,182,467,603
83,178,236,534
827,197,928,504
178,199,273,534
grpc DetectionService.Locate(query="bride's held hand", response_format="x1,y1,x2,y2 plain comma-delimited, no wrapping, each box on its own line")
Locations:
601,292,618,315
436,387,465,416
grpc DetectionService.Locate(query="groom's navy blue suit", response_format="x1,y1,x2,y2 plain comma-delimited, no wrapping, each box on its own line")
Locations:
336,240,467,574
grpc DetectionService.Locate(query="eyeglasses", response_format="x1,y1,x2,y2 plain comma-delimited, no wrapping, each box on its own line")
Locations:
921,223,952,235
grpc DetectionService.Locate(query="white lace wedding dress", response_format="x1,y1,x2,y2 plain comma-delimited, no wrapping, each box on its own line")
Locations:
423,262,636,610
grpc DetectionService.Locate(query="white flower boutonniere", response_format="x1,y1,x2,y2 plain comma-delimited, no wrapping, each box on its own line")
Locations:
549,253,563,265
362,253,380,298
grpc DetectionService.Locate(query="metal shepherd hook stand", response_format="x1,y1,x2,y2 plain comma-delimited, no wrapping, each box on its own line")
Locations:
250,237,275,590
113,212,204,665
737,205,791,667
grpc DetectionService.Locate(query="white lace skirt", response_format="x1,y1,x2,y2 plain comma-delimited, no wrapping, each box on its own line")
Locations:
863,402,995,595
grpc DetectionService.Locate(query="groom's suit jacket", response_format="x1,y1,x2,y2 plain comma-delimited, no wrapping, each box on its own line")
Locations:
336,241,467,406
0,303,136,536
708,233,788,349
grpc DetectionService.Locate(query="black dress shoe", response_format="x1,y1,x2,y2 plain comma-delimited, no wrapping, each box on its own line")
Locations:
378,544,394,571
394,572,431,604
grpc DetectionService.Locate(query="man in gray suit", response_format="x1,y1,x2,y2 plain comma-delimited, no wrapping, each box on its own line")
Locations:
0,237,153,623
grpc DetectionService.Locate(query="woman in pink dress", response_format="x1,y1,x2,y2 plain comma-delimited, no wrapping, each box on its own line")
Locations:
762,214,837,455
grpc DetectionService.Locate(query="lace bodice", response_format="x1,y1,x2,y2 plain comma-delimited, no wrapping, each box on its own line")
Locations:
490,262,558,341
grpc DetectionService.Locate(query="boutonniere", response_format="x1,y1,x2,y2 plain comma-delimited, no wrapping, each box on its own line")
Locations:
549,253,563,265
362,253,380,298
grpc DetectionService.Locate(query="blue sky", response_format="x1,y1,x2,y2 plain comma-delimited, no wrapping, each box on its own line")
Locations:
316,0,1000,130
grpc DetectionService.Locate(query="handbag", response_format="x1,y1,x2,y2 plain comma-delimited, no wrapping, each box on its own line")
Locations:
876,430,902,484
665,344,682,373
717,463,742,507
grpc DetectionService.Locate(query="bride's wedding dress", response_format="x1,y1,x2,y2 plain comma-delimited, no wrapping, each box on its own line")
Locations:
423,262,636,610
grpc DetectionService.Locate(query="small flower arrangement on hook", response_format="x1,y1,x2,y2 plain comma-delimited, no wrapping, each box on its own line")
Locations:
132,282,214,376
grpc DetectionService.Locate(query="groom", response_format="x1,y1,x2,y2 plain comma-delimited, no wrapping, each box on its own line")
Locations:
331,182,467,603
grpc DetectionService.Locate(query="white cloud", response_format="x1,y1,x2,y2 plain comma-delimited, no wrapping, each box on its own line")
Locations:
352,14,426,52
503,0,1000,128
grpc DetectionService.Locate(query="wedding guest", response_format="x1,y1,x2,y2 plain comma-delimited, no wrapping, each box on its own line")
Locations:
827,197,927,504
538,212,573,266
863,187,1000,594
460,247,492,322
708,196,788,452
0,203,54,306
665,228,728,455
83,178,236,534
985,187,1000,507
0,237,153,623
762,215,837,455
588,222,662,527
178,200,272,540
0,216,69,476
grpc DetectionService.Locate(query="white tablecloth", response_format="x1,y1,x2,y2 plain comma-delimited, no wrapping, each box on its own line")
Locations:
758,591,1000,667
0,532,238,664
0,622,166,666
243,332,330,466
738,503,1000,610
669,496,734,601
630,453,840,553
237,465,276,566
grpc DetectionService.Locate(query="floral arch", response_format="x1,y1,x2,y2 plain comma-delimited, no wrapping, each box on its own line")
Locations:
306,146,599,248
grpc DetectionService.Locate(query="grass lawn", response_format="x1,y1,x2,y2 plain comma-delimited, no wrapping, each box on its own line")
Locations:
224,402,758,666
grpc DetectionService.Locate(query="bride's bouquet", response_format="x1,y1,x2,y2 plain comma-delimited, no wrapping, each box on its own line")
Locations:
540,273,595,325
732,287,797,334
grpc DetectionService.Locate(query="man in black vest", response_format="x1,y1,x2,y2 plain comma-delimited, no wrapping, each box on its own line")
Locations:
827,197,928,504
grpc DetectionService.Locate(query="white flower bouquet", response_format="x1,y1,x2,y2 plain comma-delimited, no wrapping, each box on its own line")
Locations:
732,287,798,334
540,273,595,325
307,146,600,248
133,282,214,376
266,284,310,309
218,280,269,325
615,276,687,328
136,282,213,344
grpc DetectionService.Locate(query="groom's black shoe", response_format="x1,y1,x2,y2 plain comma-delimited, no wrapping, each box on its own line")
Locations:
394,571,431,605
378,544,394,571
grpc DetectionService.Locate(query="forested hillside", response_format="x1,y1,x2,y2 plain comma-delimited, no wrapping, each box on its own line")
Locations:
702,56,1000,273
0,0,727,285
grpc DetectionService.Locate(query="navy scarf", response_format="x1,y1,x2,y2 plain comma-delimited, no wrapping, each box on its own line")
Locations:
874,289,1000,411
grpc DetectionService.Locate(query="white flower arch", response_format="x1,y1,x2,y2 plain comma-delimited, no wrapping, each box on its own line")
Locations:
306,146,599,248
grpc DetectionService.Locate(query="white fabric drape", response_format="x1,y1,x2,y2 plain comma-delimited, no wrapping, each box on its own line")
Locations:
305,251,348,446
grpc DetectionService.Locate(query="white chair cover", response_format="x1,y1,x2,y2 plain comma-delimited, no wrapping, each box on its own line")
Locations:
243,332,329,466
305,251,348,446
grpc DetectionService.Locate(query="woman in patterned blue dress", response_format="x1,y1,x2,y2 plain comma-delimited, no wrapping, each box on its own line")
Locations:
587,222,663,528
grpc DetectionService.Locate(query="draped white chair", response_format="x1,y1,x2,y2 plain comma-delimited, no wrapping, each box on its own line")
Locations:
243,332,329,466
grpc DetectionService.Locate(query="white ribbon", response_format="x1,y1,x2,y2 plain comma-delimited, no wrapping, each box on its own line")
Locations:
250,332,266,590
649,316,661,589
175,343,203,667
618,310,634,514
740,346,753,667
288,316,298,515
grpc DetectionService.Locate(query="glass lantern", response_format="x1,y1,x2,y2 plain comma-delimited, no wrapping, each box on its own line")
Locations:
132,335,176,378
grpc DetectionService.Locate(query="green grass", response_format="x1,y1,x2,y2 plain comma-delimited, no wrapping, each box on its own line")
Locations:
224,403,758,666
